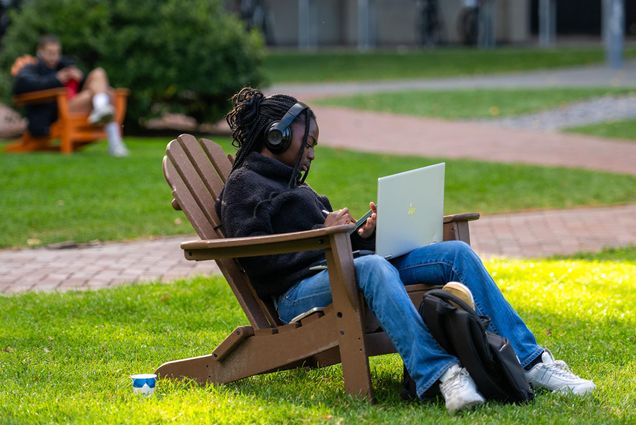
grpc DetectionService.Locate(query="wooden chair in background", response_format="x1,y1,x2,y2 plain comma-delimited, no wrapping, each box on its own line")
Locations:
4,87,129,154
155,134,480,401
4,55,129,154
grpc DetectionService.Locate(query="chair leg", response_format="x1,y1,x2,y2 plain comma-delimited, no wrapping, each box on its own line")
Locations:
326,232,374,401
155,354,213,385
156,316,342,388
3,133,54,153
60,130,73,154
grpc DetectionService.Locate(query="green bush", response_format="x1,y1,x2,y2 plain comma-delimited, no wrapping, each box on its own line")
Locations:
0,0,266,128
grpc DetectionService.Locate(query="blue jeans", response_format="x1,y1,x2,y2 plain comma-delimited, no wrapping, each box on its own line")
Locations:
275,240,544,398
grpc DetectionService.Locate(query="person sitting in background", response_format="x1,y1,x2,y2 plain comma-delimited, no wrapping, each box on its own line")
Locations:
12,34,128,157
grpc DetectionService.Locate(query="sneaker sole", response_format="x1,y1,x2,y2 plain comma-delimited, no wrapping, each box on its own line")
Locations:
89,112,114,126
530,381,596,396
447,397,485,414
560,383,596,396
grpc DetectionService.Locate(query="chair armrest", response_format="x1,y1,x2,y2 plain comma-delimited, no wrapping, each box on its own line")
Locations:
181,224,355,261
443,212,480,244
13,88,129,106
13,88,67,106
444,212,480,223
183,225,359,308
112,88,130,98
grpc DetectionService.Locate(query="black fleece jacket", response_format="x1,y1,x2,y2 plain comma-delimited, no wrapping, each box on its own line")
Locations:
219,152,375,298
13,57,75,136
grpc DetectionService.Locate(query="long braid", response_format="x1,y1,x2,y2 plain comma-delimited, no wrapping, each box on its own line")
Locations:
226,87,311,175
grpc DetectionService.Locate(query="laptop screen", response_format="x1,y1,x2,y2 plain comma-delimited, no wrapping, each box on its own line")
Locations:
375,163,445,258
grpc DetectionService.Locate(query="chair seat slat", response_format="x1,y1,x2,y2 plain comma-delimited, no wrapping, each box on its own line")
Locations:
200,138,232,183
166,141,222,235
164,153,219,240
176,134,226,201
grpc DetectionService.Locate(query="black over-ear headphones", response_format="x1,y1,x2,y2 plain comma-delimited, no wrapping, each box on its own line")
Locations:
265,102,308,153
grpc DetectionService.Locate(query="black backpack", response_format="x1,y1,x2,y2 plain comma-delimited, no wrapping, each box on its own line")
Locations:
401,289,534,404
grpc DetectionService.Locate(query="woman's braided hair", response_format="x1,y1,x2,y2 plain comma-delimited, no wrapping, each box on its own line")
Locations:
225,87,314,185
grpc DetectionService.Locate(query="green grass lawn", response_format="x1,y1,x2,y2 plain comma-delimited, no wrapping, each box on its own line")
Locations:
263,47,636,83
1,247,634,424
1,137,636,249
565,119,636,142
316,88,636,120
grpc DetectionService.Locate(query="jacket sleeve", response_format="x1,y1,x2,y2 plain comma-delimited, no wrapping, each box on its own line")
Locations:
317,193,375,251
351,229,376,251
221,176,326,283
13,64,63,94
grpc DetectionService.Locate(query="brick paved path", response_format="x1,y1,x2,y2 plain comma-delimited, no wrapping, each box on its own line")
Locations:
0,237,219,294
2,204,635,294
312,106,636,175
470,204,636,258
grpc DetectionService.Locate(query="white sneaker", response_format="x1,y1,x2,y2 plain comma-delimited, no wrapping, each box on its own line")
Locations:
439,364,485,414
89,104,115,125
108,144,129,157
526,350,596,395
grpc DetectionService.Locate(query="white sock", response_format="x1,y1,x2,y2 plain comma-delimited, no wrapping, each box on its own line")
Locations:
92,93,110,110
104,122,126,150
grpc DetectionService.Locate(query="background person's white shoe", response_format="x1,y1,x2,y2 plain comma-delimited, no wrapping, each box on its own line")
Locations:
108,144,129,157
89,104,115,125
439,364,485,414
526,350,596,395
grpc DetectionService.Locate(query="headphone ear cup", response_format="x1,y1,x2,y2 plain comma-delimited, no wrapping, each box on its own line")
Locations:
266,121,292,153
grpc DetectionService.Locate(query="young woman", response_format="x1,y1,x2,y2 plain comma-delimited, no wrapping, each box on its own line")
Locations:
218,87,595,414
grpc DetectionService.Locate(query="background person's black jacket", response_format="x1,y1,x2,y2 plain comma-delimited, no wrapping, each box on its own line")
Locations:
219,152,375,298
12,57,75,137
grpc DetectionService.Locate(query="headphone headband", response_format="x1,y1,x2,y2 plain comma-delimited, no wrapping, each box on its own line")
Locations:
271,102,307,134
266,102,309,153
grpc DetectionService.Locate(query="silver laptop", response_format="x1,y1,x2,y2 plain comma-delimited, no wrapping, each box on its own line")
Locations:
375,163,445,258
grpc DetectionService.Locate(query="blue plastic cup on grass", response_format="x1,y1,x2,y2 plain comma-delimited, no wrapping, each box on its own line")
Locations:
131,373,156,396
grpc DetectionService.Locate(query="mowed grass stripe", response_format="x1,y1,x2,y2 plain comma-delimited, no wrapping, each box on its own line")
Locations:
316,88,636,120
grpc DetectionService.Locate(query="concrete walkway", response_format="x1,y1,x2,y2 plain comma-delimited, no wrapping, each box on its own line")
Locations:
3,60,636,294
267,59,636,101
485,94,636,130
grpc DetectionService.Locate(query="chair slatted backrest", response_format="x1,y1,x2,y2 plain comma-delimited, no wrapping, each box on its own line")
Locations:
163,134,279,328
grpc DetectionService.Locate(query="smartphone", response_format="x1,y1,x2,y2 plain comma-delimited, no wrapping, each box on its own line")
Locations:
349,209,373,235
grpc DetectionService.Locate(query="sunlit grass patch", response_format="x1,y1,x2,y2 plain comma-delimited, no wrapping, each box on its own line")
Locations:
1,248,634,423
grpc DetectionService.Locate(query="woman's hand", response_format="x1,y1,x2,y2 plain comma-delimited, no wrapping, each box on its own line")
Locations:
324,208,354,227
357,202,377,239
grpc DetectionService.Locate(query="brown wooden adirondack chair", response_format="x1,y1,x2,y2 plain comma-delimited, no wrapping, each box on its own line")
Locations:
155,133,480,401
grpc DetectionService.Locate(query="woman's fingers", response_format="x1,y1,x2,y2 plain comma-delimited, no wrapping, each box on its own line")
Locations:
325,208,352,226
335,208,353,223
358,211,377,238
